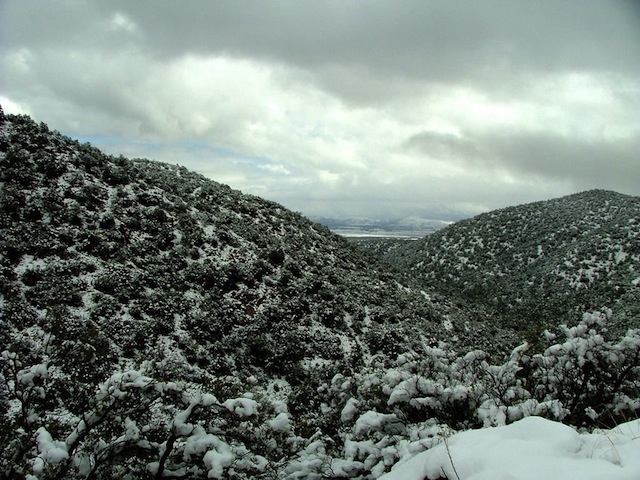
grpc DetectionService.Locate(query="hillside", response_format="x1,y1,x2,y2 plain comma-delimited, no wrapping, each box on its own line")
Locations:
384,190,640,334
0,107,485,478
0,108,466,379
1,107,638,479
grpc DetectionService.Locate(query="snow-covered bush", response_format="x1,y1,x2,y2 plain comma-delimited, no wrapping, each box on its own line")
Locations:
1,358,297,479
528,309,640,427
317,311,640,478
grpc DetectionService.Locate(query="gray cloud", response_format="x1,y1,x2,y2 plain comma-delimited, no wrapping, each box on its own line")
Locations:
121,1,640,74
488,133,640,192
6,1,639,85
1,0,639,220
404,131,484,161
406,128,640,196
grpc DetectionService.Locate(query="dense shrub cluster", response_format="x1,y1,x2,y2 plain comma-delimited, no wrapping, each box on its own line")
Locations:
1,311,637,479
281,311,640,479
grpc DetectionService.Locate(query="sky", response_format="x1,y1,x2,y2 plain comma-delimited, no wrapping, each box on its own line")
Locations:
1,1,639,221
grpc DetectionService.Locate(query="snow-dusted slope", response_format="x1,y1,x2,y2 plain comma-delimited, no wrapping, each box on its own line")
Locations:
0,107,484,478
381,416,640,480
386,190,640,331
0,109,466,381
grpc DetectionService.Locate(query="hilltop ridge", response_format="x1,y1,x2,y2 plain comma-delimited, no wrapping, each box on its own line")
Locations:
384,188,640,332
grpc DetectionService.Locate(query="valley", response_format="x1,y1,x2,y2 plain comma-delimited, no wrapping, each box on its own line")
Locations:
1,107,638,479
314,216,451,240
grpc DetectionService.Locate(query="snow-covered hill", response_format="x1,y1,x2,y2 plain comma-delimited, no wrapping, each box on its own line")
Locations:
384,190,640,332
1,108,474,380
0,107,491,478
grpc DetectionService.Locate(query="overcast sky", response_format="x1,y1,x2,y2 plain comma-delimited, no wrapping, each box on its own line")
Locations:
2,1,639,220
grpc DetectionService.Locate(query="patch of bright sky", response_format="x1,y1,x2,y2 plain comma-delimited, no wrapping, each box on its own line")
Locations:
108,12,138,34
0,95,28,115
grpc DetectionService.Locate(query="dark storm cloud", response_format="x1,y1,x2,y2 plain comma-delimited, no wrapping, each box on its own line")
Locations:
118,0,640,76
487,133,640,193
6,1,640,92
4,0,639,111
406,128,640,195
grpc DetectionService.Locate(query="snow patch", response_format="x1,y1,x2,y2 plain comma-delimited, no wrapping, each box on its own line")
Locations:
33,427,69,474
268,412,292,432
222,397,258,417
341,397,359,423
380,416,640,480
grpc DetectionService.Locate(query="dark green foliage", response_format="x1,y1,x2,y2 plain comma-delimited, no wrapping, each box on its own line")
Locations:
385,190,640,333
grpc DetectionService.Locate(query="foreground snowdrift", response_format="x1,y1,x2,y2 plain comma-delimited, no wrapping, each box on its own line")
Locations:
381,416,640,480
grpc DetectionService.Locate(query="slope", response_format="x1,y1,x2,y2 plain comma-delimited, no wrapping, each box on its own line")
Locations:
0,107,487,477
1,108,455,380
385,190,640,333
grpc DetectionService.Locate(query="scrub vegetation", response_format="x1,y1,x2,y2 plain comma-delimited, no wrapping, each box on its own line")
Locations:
1,107,638,479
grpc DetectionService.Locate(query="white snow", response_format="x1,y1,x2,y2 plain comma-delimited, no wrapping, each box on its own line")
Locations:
379,416,640,480
33,427,69,474
341,397,359,423
615,249,628,264
201,437,234,479
222,397,259,417
268,412,292,432
354,411,404,437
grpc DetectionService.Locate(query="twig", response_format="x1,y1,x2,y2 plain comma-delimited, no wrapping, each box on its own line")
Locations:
443,430,461,480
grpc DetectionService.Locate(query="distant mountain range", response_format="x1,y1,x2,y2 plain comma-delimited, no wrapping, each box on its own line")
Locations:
313,215,452,238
